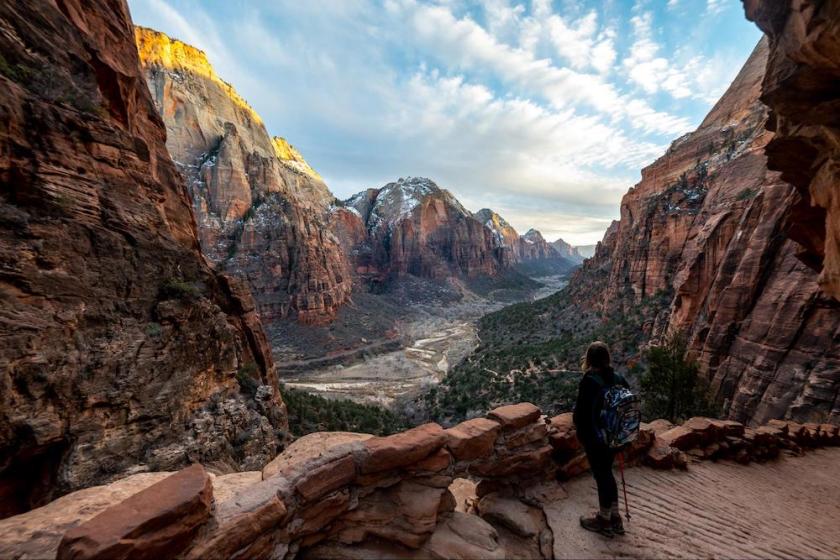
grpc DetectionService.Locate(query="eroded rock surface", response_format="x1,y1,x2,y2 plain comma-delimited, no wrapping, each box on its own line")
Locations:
136,26,352,324
572,38,840,424
744,0,840,301
0,0,286,518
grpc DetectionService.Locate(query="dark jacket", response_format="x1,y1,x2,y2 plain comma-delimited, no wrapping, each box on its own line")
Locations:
573,367,629,448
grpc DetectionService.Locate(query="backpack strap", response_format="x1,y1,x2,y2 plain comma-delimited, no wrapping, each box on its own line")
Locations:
588,372,603,387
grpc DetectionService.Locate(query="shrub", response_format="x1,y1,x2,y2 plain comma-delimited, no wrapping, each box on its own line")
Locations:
236,363,260,397
144,322,162,338
160,278,202,301
282,386,407,437
639,331,719,423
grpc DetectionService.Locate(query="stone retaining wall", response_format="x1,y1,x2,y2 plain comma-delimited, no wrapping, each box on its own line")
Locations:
6,404,835,560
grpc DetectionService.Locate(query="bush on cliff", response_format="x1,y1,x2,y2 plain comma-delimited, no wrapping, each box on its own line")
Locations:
282,386,407,437
640,332,719,422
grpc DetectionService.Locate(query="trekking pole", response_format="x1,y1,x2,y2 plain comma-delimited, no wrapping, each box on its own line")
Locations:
619,451,631,521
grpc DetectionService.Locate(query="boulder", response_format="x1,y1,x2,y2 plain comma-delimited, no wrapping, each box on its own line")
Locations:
263,431,372,480
720,420,746,437
477,494,543,538
445,418,501,461
487,403,542,430
186,495,289,559
212,472,262,505
646,444,679,470
470,446,552,478
337,481,446,549
656,426,699,451
0,473,172,560
295,454,357,502
504,423,548,449
292,489,351,538
682,417,727,444
767,419,790,435
556,453,590,480
646,419,675,435
548,413,581,458
423,512,506,560
410,448,453,474
57,464,212,560
361,424,446,474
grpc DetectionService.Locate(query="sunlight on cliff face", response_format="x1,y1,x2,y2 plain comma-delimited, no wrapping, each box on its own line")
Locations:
135,26,264,126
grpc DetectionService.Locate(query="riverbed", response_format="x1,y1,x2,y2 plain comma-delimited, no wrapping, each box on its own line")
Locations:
280,275,569,407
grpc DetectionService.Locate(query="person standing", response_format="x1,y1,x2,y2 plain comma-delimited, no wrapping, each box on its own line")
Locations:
573,341,630,537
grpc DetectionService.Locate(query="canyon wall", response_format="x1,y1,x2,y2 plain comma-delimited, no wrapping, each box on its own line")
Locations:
136,27,352,325
0,0,287,518
576,38,840,424
743,0,840,301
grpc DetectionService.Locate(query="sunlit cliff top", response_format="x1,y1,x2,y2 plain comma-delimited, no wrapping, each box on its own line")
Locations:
134,26,264,127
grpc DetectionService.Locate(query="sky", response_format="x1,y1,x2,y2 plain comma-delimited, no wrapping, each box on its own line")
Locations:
128,0,762,246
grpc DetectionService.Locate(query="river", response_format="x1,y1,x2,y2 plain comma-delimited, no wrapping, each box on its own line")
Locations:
280,274,569,407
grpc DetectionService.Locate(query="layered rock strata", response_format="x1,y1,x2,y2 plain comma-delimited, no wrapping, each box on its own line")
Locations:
474,208,578,267
136,27,352,324
744,0,840,301
0,0,287,518
344,178,505,279
2,401,836,560
573,38,840,424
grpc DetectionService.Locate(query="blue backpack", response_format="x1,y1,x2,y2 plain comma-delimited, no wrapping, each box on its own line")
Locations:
590,373,641,449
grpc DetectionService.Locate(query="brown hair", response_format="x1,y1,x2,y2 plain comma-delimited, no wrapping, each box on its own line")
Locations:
582,341,612,373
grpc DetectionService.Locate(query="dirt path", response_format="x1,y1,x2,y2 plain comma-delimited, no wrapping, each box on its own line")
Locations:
545,448,840,559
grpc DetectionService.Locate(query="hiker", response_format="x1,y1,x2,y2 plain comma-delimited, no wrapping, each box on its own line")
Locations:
574,341,632,537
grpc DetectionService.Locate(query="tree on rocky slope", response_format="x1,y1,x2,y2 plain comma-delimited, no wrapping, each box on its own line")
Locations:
640,332,719,423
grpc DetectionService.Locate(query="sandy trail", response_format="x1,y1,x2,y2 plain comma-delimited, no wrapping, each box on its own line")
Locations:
546,447,840,559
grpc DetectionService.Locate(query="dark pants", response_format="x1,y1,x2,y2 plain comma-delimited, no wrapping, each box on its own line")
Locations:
584,444,617,509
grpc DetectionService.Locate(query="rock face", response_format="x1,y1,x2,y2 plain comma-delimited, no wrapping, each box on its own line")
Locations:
574,38,840,424
550,238,585,264
344,177,504,279
0,0,287,518
136,27,352,324
743,0,840,301
474,208,578,268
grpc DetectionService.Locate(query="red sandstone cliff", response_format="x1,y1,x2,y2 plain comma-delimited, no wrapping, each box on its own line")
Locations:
345,177,505,279
0,0,287,518
576,38,840,425
136,27,352,325
743,0,840,301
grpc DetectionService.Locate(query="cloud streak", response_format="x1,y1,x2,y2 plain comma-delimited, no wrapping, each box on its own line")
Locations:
128,0,761,245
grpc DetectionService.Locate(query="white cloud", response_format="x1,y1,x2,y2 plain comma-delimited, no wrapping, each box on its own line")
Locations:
622,10,725,103
128,0,760,247
405,2,692,136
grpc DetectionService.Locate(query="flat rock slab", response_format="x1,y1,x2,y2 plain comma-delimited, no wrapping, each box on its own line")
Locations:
445,418,501,461
545,448,840,559
488,403,541,430
361,423,445,473
263,432,373,480
57,464,212,559
0,472,172,560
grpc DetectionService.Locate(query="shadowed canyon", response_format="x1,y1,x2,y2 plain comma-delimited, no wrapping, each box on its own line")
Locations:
0,0,838,558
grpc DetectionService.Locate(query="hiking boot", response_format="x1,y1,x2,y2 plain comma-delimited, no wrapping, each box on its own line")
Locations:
579,513,613,537
610,514,625,535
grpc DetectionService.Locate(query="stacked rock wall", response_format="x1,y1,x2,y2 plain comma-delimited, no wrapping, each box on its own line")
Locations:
3,402,836,560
